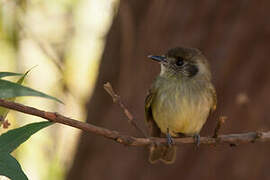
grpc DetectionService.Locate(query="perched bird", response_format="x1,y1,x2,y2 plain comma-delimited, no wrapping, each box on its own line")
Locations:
145,47,216,164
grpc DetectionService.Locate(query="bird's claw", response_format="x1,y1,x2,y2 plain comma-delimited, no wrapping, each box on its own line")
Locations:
194,134,200,147
166,128,174,146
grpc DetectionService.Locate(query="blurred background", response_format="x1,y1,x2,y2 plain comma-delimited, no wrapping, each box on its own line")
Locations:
0,0,117,179
1,0,270,180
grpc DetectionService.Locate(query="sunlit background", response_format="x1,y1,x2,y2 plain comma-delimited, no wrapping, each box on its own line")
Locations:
0,0,118,179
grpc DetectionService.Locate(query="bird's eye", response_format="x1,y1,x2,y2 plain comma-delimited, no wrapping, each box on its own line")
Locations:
176,57,184,66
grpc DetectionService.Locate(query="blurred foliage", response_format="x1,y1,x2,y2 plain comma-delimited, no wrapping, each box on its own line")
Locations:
0,0,118,179
0,70,59,180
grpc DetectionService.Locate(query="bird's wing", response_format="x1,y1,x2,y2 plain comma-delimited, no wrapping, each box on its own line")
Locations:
145,89,161,137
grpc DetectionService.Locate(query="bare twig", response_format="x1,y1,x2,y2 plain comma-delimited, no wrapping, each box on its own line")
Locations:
213,116,227,138
0,98,270,146
104,82,147,137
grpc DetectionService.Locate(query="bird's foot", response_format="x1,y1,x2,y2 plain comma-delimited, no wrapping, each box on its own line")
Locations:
193,134,200,147
166,128,174,146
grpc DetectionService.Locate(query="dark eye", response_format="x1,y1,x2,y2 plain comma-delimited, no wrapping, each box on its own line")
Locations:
176,57,184,66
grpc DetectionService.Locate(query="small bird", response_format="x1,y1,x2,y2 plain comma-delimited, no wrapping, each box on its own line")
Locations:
145,47,216,164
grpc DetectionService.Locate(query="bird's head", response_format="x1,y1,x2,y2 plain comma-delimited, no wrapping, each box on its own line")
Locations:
148,47,211,79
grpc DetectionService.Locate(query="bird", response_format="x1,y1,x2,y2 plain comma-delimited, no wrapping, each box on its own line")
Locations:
145,47,216,164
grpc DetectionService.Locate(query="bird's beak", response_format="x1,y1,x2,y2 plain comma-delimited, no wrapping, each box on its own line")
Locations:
147,55,167,63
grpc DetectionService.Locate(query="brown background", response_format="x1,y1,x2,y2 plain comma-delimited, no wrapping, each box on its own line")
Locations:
68,1,270,179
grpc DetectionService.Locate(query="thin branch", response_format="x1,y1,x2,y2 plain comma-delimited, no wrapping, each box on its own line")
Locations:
0,98,270,146
104,82,147,137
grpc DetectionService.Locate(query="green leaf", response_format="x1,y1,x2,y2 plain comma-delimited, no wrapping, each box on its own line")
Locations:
16,71,29,85
16,66,37,85
0,121,53,153
0,72,23,79
0,152,28,180
0,70,30,123
0,121,52,180
0,79,62,103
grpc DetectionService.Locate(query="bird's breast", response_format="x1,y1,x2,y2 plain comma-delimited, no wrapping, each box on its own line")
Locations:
152,79,213,136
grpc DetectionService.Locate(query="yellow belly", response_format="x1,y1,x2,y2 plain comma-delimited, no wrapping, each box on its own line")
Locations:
152,90,212,137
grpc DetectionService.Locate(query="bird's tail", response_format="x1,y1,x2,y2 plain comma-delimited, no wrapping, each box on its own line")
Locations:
149,145,176,164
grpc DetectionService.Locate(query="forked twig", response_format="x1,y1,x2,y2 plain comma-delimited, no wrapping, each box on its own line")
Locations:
104,82,147,137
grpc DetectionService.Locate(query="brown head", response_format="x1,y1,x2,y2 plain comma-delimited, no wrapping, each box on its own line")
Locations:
148,47,211,79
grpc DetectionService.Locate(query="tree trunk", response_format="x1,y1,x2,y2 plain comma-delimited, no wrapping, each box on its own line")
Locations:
68,1,270,179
